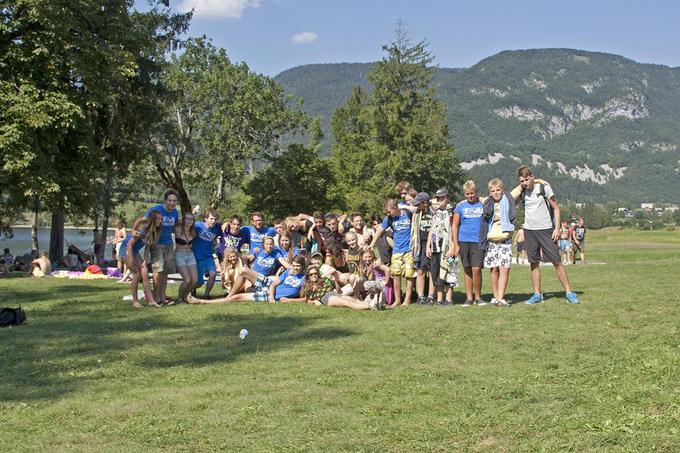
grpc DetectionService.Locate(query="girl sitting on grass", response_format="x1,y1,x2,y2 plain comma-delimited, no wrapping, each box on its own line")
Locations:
359,248,391,306
303,266,382,310
220,248,244,296
276,230,299,272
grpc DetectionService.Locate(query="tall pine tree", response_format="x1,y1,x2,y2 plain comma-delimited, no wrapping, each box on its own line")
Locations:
331,23,463,212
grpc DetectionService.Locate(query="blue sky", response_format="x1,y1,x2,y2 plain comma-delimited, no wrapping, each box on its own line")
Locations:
171,0,680,76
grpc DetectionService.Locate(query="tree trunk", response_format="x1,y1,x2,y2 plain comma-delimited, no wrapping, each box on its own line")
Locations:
155,164,192,213
31,198,40,252
101,163,114,261
49,210,64,264
92,210,101,262
211,168,226,209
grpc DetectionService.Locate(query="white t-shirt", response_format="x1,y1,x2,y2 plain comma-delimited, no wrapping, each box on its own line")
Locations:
523,184,555,230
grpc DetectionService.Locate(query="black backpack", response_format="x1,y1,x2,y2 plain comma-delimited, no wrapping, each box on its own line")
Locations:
0,307,27,327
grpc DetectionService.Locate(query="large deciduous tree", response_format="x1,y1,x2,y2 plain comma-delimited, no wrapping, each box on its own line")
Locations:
153,38,308,213
0,0,189,260
331,24,463,212
244,119,341,218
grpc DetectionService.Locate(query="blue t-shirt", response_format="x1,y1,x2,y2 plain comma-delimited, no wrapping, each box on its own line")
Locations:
252,248,283,276
192,221,221,261
381,211,412,253
219,228,250,254
455,200,484,243
275,246,300,260
274,270,305,300
146,204,178,245
246,225,276,250
121,231,145,255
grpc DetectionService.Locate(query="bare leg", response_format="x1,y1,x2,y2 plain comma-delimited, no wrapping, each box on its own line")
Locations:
530,262,541,294
552,262,572,293
177,265,192,302
498,267,510,300
403,277,414,305
140,265,158,306
326,295,371,310
463,266,474,301
226,268,258,298
472,267,483,300
392,275,402,306
188,292,255,304
129,271,143,308
416,269,426,298
427,272,435,298
204,272,216,298
489,267,499,300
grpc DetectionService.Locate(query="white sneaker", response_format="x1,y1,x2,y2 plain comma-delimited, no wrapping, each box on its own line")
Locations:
490,298,498,306
498,299,511,308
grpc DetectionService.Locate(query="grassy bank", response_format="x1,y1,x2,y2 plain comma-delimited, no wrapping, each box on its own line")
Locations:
1,228,679,451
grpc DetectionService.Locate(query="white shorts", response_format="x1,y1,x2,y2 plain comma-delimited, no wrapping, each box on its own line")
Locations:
484,242,512,269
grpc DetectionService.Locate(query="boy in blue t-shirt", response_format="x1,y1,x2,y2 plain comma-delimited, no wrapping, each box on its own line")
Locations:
193,209,222,297
145,189,179,304
448,180,486,306
245,211,276,254
369,198,417,307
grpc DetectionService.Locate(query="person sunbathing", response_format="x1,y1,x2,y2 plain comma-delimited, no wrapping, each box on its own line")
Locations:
28,252,52,277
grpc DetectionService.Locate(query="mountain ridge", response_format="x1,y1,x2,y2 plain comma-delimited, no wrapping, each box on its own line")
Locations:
274,48,680,203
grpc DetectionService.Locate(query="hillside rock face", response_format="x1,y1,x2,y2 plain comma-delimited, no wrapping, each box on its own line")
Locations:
275,49,680,203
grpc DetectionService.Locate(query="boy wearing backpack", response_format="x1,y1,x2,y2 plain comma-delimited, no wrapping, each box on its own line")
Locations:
572,217,587,264
514,165,579,304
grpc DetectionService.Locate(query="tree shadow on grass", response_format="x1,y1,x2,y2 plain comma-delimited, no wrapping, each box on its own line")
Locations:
0,280,122,305
0,303,356,403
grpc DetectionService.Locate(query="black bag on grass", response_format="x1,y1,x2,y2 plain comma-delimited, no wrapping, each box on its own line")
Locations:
0,307,26,327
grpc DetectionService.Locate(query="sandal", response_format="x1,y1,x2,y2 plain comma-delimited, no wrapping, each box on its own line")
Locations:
132,301,144,309
148,300,163,308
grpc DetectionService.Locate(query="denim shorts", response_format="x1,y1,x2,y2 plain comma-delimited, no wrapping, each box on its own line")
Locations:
175,250,197,267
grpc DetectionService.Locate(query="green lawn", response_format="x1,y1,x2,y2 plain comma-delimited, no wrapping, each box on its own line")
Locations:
2,228,679,451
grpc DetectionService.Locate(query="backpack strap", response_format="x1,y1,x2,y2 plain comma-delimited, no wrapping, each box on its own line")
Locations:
536,184,555,228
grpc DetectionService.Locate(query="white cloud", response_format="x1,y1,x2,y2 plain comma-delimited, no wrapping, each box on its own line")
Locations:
178,0,262,19
291,32,318,44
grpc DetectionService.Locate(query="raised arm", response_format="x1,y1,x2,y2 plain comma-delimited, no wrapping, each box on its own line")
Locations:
368,225,385,249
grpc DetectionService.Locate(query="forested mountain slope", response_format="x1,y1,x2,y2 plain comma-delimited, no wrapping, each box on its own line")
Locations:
275,49,680,203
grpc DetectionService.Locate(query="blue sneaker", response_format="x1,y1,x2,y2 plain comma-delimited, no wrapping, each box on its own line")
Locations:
525,293,544,305
566,291,580,304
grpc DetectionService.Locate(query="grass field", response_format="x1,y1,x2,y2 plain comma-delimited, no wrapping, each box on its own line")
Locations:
1,228,679,451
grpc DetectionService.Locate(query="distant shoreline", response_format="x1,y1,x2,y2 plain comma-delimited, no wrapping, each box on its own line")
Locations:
10,225,115,231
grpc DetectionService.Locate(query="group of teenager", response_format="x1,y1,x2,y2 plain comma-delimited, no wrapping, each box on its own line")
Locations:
119,164,580,310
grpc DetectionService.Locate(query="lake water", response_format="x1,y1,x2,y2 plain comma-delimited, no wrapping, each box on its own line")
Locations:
0,226,116,258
